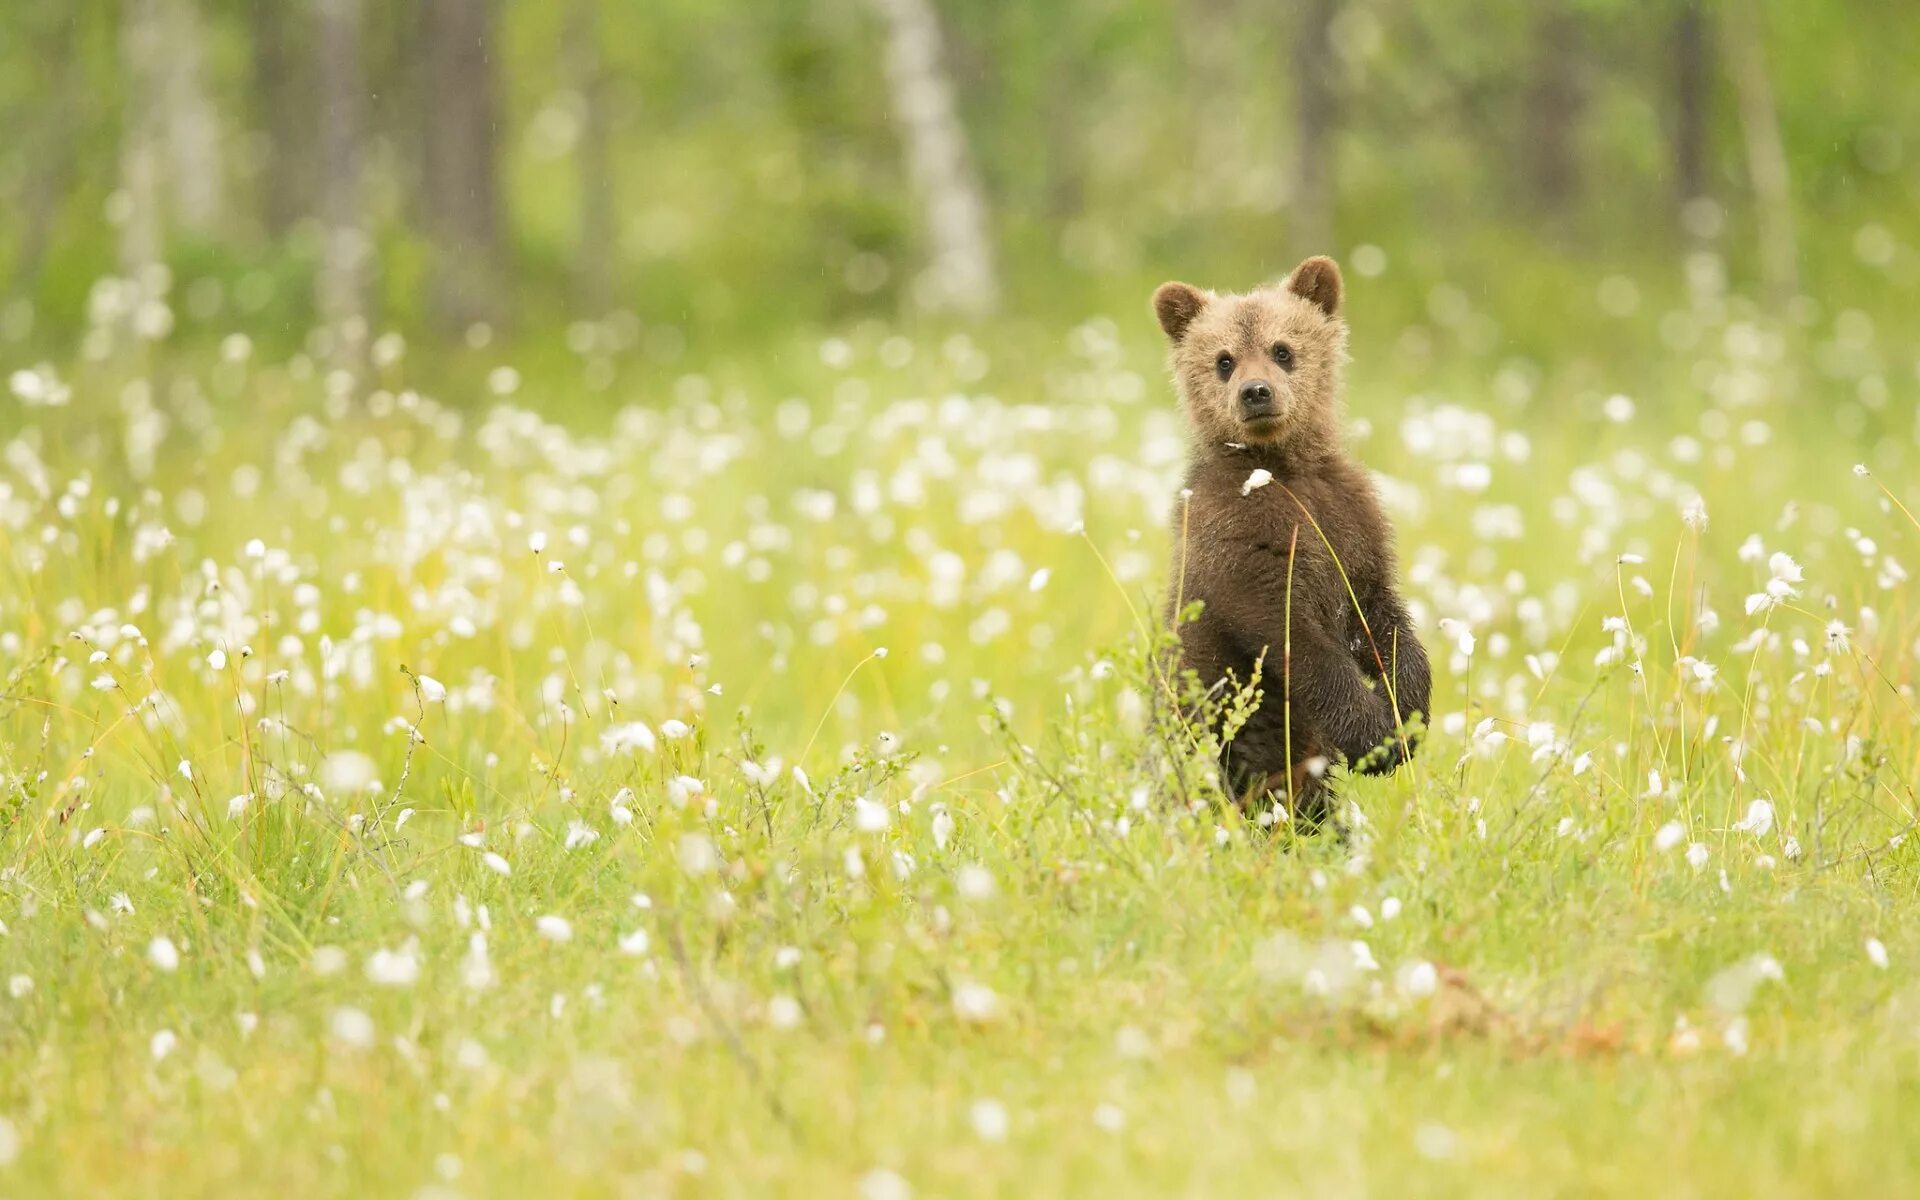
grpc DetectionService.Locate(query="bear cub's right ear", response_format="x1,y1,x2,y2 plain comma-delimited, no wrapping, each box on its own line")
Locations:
1152,282,1209,344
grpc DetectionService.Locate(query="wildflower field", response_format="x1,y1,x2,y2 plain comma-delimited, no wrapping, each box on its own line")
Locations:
5,259,1920,1198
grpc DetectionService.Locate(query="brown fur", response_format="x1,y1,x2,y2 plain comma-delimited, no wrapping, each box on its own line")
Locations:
1156,256,1430,825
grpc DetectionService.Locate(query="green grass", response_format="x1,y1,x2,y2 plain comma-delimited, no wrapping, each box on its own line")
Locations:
3,264,1920,1197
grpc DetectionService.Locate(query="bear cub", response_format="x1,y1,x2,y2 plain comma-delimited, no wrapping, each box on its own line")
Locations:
1155,255,1430,825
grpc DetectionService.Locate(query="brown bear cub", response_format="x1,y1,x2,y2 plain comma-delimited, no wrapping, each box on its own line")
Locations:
1155,256,1429,826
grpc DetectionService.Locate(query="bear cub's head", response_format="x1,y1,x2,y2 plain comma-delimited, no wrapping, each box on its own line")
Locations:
1152,256,1348,455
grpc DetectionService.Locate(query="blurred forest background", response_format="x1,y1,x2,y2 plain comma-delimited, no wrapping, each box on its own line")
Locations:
1,0,1916,371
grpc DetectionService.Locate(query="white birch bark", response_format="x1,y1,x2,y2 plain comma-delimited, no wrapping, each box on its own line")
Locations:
872,0,999,318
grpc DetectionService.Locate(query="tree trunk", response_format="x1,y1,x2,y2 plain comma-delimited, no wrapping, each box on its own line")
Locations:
1671,0,1710,214
157,0,225,235
1291,0,1338,256
422,0,505,331
10,16,79,292
1523,2,1583,216
567,0,615,314
118,0,166,275
316,0,369,356
251,0,316,237
1726,7,1797,305
871,0,999,318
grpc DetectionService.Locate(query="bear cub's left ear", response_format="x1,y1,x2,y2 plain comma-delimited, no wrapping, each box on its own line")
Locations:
1285,256,1343,318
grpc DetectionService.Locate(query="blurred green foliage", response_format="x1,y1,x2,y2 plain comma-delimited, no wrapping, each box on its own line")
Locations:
0,0,1916,363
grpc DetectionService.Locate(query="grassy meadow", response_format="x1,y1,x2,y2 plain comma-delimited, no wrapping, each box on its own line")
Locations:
3,250,1920,1197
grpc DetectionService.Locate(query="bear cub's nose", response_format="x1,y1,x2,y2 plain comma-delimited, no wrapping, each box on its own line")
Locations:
1238,379,1276,417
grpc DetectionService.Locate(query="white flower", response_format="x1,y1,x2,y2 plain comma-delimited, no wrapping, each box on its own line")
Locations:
1436,618,1475,657
957,865,995,900
481,852,512,877
1240,468,1274,496
741,759,781,786
853,797,890,832
952,981,999,1023
618,929,651,956
659,719,691,740
148,936,180,973
1686,842,1710,871
416,675,447,703
1398,960,1438,999
666,775,707,807
320,750,379,795
678,834,718,874
536,915,573,943
767,995,803,1029
330,1007,375,1049
600,722,656,755
1028,568,1051,592
563,821,599,850
1654,821,1686,852
859,1169,912,1200
1351,941,1380,972
970,1098,1010,1142
1867,938,1890,970
311,946,348,976
1732,799,1774,838
1826,620,1852,653
150,1030,178,1061
461,933,495,991
366,945,420,987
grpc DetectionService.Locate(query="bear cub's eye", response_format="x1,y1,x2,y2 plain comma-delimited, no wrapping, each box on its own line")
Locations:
1271,343,1294,369
1215,352,1234,379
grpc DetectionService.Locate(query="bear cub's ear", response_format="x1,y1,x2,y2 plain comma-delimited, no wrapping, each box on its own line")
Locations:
1152,282,1209,344
1285,256,1343,318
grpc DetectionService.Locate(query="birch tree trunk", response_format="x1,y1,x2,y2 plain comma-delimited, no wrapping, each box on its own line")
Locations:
871,0,999,318
316,0,369,357
567,0,615,314
1523,1,1583,216
422,0,505,331
1292,0,1339,256
118,0,166,275
157,0,224,234
1671,0,1711,217
252,0,316,238
1726,7,1797,305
